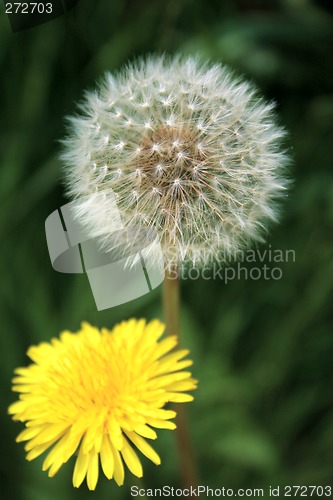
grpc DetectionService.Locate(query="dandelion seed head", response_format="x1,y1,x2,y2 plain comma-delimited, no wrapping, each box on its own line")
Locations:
62,55,289,267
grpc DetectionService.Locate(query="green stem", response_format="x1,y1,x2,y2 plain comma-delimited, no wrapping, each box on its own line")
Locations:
163,266,198,492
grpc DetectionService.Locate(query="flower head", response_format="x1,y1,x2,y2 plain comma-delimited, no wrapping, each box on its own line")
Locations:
9,319,197,490
62,55,289,267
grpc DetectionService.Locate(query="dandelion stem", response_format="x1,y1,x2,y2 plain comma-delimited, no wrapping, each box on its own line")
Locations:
163,266,180,341
163,266,198,492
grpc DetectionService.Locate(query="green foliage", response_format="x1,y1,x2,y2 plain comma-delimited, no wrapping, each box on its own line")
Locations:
1,0,333,498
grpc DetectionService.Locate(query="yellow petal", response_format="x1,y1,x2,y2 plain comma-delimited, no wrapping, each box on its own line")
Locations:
152,336,178,360
48,460,64,478
166,393,194,403
139,408,176,420
149,371,193,390
112,447,124,486
121,438,143,478
42,434,69,470
164,379,198,392
86,450,99,491
26,442,53,461
146,418,176,430
132,424,157,440
8,401,26,414
26,424,68,447
125,431,161,465
107,418,123,450
16,425,46,442
154,349,191,373
100,434,114,479
141,320,165,342
73,446,89,488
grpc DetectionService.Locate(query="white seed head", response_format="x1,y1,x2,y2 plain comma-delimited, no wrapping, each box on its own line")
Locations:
62,55,289,267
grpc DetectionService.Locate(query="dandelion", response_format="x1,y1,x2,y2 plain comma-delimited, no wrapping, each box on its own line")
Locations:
8,319,197,490
62,55,289,268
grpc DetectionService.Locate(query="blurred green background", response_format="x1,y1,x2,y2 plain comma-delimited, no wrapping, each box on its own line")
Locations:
1,0,333,498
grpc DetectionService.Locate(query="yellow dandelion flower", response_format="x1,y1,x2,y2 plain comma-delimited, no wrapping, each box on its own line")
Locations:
8,319,197,490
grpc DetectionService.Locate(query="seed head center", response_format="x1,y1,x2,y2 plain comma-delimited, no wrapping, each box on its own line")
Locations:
137,127,207,199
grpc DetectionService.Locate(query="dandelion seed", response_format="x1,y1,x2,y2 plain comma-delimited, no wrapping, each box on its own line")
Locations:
9,319,197,490
114,141,125,151
62,55,289,267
